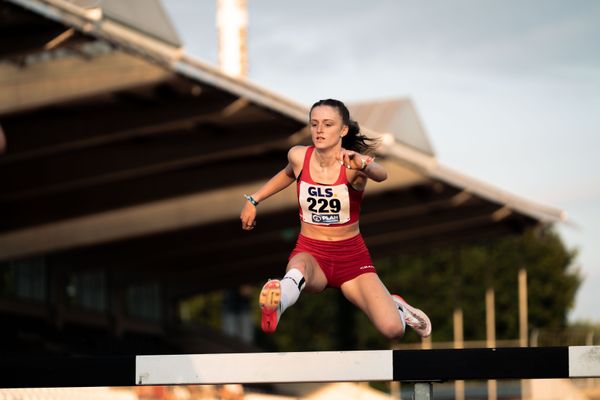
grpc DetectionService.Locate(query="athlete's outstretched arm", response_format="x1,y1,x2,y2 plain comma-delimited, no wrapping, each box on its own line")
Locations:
240,162,295,230
360,160,387,182
251,164,296,203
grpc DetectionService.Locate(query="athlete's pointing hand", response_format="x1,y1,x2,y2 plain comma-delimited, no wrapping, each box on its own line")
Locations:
337,148,372,171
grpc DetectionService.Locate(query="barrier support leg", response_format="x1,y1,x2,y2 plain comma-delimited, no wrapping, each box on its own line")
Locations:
413,382,433,400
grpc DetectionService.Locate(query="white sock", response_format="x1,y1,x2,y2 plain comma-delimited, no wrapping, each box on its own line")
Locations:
279,268,306,313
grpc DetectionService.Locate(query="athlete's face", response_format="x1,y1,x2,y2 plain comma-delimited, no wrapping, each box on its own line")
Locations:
309,105,348,149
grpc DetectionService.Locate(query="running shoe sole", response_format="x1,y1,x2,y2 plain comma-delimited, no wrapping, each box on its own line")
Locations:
259,280,281,334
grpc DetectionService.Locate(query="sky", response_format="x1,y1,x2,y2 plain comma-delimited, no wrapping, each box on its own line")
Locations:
162,0,600,323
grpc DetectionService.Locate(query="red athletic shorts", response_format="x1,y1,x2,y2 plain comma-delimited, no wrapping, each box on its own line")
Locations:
288,234,376,288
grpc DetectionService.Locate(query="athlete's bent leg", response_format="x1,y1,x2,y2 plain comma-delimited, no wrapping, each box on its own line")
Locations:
285,252,328,293
341,273,406,339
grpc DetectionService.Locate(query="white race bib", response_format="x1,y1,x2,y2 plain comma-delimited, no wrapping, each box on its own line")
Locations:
299,181,350,225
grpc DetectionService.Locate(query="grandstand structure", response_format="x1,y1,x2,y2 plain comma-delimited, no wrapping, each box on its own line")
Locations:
0,0,565,361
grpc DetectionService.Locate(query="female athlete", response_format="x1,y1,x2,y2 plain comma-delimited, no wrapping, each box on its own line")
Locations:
240,98,431,339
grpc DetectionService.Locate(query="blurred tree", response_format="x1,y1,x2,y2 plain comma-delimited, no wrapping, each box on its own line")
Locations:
179,290,223,331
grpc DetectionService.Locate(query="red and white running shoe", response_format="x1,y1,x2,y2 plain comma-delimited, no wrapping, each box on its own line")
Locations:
392,295,432,338
259,280,282,334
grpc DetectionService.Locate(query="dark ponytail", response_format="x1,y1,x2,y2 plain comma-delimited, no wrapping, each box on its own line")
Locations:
310,99,380,155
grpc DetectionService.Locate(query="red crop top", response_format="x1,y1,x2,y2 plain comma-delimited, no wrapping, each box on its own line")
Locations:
296,146,364,226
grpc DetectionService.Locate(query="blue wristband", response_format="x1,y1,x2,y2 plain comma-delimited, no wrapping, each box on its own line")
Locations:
244,194,258,206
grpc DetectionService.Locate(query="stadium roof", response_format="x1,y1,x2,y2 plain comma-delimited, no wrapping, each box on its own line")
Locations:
0,0,565,295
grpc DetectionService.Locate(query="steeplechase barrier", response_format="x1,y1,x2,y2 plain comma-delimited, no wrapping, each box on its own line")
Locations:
1,346,599,399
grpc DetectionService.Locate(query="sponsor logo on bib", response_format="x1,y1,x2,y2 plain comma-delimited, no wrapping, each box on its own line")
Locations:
312,214,340,224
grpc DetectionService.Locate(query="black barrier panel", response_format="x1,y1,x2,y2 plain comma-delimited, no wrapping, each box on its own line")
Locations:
0,355,136,388
0,347,589,388
392,347,569,381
